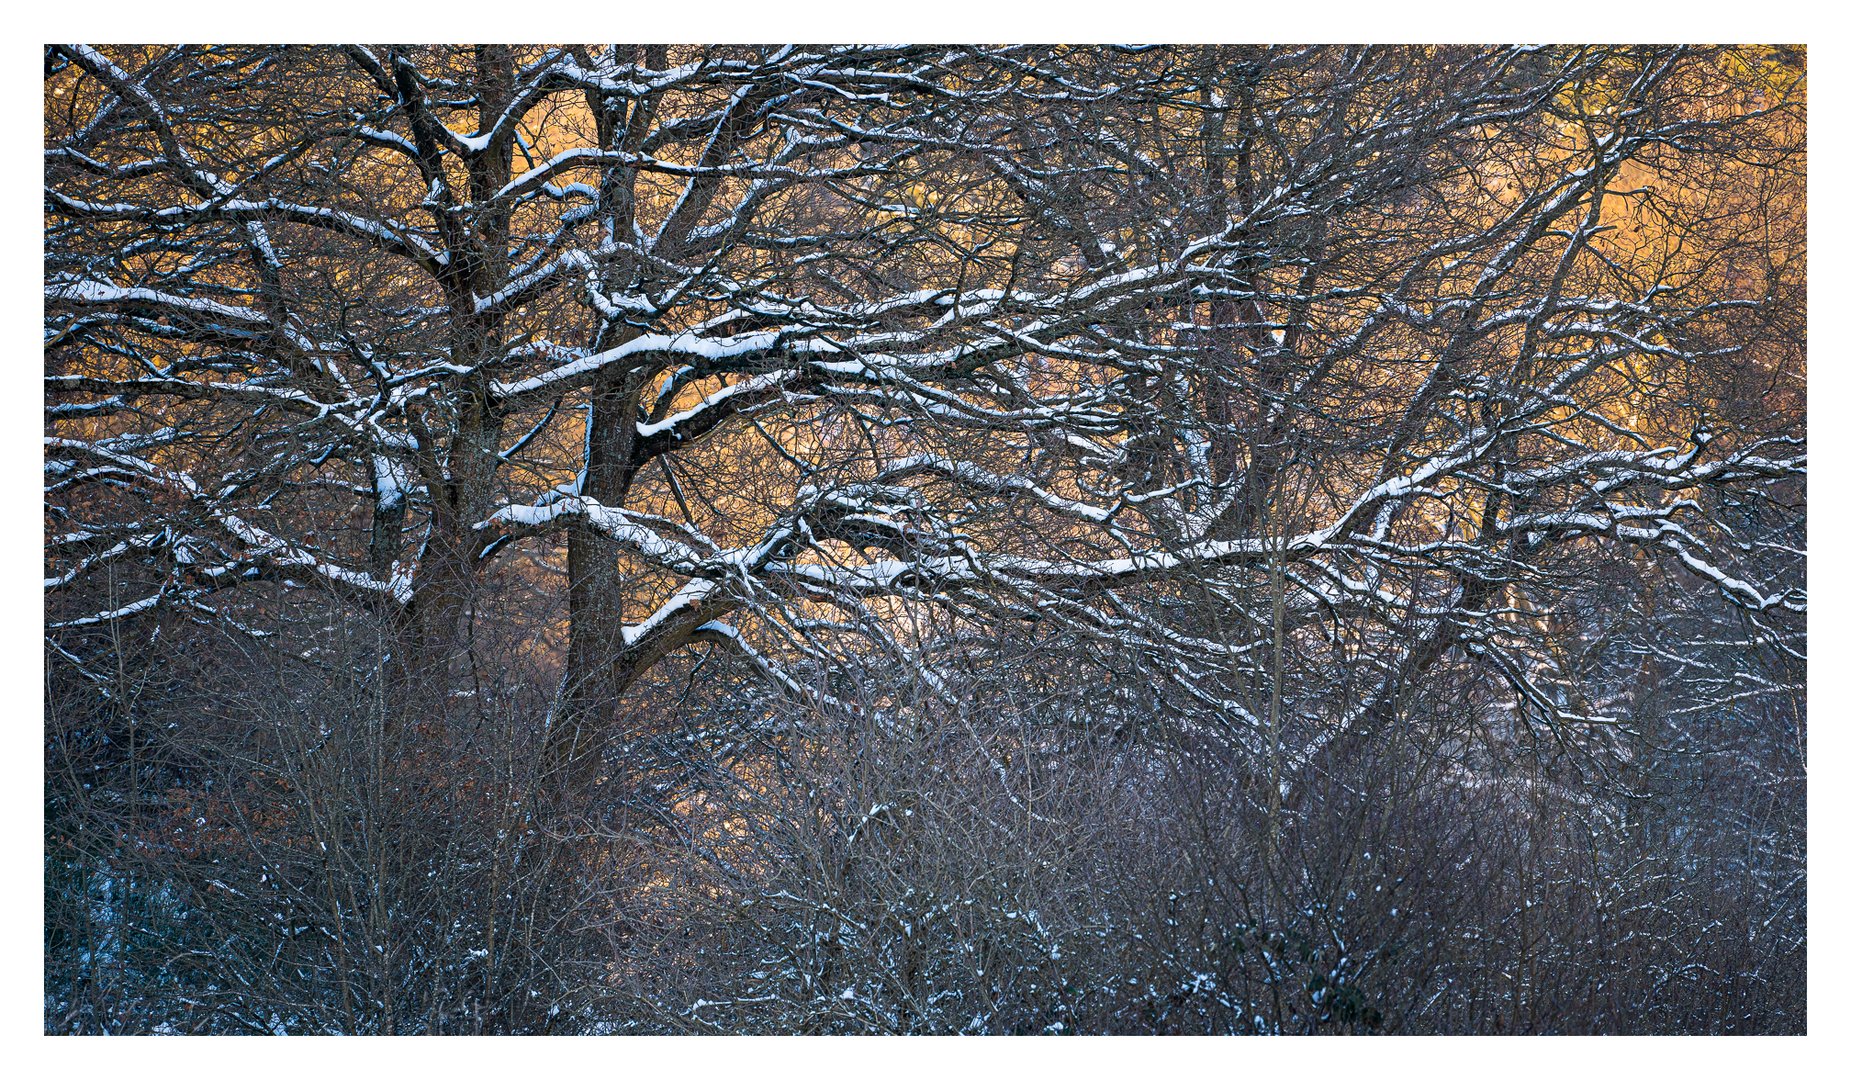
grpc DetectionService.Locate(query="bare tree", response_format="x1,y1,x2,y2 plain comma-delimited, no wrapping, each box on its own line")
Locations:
46,43,1803,1034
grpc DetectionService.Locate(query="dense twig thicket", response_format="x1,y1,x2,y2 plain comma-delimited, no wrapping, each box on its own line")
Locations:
45,44,1803,1034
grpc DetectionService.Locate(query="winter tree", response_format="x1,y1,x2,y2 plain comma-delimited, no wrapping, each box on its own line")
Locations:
46,44,1803,1034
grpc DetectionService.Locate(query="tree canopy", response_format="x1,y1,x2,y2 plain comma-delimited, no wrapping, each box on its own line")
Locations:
45,44,1804,1035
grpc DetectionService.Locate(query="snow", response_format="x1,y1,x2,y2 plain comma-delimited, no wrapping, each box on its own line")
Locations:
493,330,784,402
372,455,410,512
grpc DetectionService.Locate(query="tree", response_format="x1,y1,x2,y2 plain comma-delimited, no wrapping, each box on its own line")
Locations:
46,43,1804,1034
